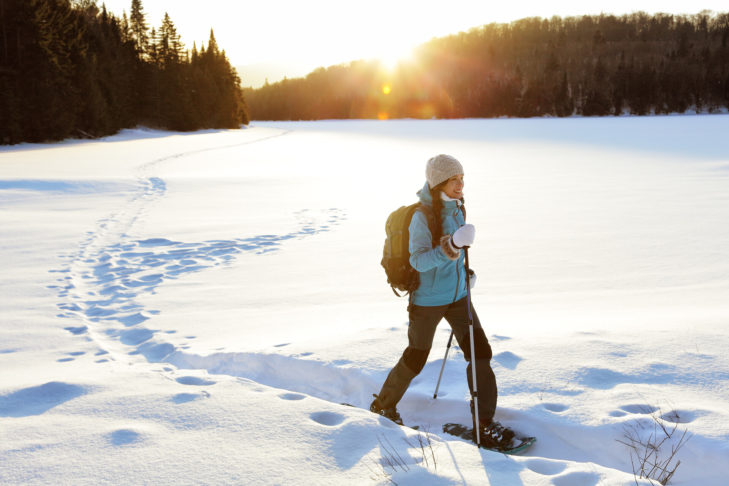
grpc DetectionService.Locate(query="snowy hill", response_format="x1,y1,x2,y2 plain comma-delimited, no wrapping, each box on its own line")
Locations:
1,116,728,485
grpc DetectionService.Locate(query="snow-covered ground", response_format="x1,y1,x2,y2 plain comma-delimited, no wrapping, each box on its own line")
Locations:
1,116,728,485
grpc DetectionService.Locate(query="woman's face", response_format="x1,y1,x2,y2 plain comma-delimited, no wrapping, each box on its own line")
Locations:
442,174,464,199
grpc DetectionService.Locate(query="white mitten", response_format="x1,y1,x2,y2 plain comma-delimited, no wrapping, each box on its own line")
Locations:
452,224,475,248
468,269,477,289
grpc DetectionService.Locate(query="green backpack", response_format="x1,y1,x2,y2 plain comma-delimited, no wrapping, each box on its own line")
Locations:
380,203,436,296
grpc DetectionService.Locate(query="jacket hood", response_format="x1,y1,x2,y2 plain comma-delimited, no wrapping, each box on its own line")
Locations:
417,181,462,210
416,181,433,205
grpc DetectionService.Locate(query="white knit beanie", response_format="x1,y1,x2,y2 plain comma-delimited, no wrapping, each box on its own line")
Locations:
426,154,464,189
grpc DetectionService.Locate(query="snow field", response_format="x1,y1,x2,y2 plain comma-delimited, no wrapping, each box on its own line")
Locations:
2,116,729,484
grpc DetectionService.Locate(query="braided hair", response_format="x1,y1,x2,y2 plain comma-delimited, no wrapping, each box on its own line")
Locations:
429,182,466,246
429,184,445,244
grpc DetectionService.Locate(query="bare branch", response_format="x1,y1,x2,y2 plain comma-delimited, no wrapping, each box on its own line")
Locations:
617,404,692,486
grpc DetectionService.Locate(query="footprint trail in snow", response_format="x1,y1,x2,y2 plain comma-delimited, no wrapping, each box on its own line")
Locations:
51,174,347,368
46,140,381,433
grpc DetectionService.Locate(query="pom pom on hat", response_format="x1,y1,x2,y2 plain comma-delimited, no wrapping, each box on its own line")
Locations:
426,154,464,189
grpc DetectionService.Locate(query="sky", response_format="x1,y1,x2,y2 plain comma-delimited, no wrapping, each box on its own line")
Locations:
100,1,728,88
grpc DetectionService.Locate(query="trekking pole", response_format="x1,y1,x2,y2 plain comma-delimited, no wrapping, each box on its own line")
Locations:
464,246,481,446
433,330,454,399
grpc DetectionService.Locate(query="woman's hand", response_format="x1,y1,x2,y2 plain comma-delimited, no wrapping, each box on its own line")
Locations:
452,224,475,248
468,269,477,289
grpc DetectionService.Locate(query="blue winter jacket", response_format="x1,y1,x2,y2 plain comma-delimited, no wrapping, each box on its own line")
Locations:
409,182,468,306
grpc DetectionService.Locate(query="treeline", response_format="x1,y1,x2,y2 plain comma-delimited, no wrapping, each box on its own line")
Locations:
245,11,729,120
0,0,248,145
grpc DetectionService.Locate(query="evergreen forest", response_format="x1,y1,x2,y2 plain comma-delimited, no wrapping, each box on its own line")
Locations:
1,0,249,145
245,11,729,120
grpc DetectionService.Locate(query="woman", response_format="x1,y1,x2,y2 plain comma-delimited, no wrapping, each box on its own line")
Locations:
370,154,514,450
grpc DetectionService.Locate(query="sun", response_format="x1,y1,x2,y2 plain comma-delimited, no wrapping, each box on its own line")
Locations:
375,43,417,72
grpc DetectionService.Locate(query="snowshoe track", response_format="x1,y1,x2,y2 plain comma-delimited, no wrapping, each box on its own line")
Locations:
51,131,355,402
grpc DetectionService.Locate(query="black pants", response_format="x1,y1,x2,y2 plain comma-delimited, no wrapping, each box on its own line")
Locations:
375,297,498,423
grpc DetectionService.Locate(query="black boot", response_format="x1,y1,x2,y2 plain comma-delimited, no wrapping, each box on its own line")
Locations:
371,359,417,426
477,419,515,450
370,394,403,425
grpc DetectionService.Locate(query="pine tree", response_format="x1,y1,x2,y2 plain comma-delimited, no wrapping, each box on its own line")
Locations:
120,11,131,43
129,0,148,57
207,29,219,55
158,12,183,67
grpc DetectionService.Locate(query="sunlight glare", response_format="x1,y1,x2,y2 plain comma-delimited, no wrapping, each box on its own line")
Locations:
376,43,416,72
